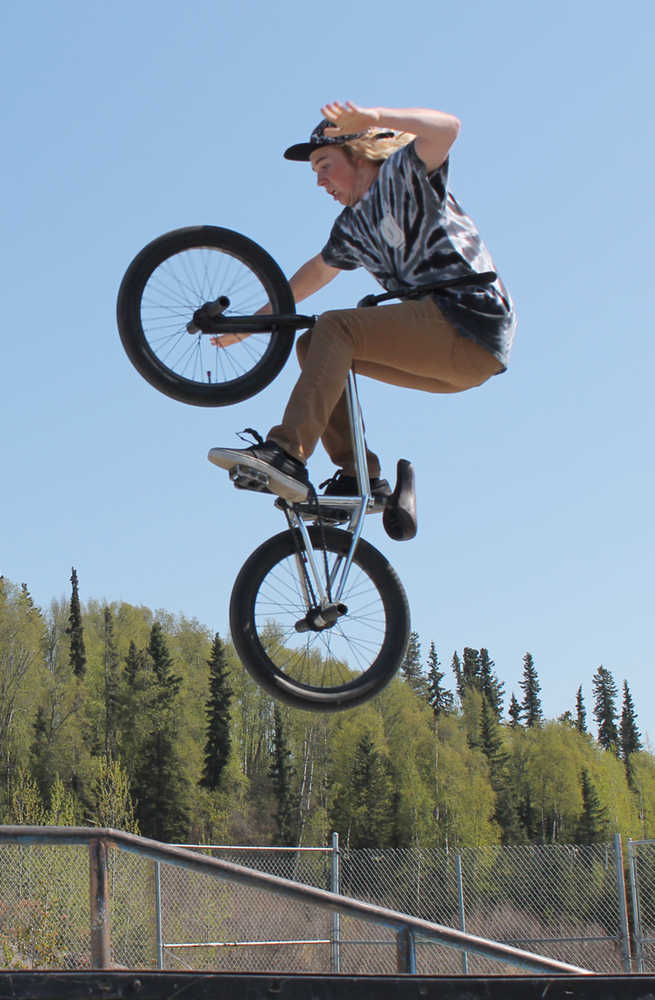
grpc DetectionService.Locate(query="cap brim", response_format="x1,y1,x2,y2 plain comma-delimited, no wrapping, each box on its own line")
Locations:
283,141,325,161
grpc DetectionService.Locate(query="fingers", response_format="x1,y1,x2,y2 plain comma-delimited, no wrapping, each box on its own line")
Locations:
209,333,245,348
321,101,376,135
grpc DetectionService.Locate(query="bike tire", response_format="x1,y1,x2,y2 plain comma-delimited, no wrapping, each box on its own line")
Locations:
229,525,410,712
116,226,296,406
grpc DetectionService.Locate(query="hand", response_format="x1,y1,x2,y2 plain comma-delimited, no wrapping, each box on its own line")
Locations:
209,302,271,347
321,101,380,136
209,333,248,348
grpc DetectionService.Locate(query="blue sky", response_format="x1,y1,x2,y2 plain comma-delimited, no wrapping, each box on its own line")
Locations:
2,0,653,738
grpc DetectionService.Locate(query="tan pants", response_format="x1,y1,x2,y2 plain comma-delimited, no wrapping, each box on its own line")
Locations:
268,296,502,477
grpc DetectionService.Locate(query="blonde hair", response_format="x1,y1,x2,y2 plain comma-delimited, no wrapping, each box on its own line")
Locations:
343,129,414,164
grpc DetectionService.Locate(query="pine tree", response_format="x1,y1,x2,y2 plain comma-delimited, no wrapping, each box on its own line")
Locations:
200,635,233,791
348,731,393,848
508,694,522,728
67,567,86,678
30,706,54,803
592,666,619,753
451,651,463,701
575,686,587,734
102,607,120,762
400,631,426,696
269,705,296,845
131,623,189,841
619,681,642,785
575,768,609,844
461,647,481,694
479,648,505,720
425,643,453,717
519,653,542,727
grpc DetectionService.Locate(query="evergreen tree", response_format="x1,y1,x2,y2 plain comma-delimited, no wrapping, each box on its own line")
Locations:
575,768,609,844
619,681,642,785
269,705,296,845
67,568,86,678
425,642,453,717
461,647,481,695
348,731,393,848
479,648,505,720
102,607,120,761
519,653,543,727
200,635,233,791
30,706,54,803
131,623,189,841
400,631,426,696
575,686,587,735
451,651,463,701
592,666,619,753
508,693,522,728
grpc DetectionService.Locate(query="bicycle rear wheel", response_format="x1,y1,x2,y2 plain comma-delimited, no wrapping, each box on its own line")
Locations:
229,525,410,712
116,226,295,406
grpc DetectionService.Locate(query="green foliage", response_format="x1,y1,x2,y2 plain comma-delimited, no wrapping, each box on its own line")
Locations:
67,568,86,679
269,705,296,845
619,681,642,786
575,768,609,844
592,665,619,753
400,630,426,697
200,635,233,791
425,642,453,718
0,572,653,853
519,653,543,727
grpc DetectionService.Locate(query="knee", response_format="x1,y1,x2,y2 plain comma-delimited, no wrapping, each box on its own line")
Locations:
295,330,312,365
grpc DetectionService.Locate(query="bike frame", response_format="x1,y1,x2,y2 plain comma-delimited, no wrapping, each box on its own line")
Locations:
284,370,373,610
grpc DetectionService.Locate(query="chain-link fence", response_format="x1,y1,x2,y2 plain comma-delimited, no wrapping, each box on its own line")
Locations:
627,839,655,973
0,835,635,973
339,841,630,975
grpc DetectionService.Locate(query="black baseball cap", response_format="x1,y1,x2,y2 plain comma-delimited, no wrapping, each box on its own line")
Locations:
283,119,394,161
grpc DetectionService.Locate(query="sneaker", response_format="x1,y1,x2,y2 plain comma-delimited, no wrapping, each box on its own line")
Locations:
208,430,309,503
317,469,391,521
321,470,391,503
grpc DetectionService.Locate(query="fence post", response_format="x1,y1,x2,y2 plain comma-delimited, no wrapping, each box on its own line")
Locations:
627,839,644,974
456,854,468,974
613,834,632,973
155,860,164,969
89,838,111,969
330,832,341,973
396,926,416,973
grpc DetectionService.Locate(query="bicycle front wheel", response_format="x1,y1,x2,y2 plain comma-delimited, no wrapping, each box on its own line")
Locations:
229,526,410,712
116,226,295,406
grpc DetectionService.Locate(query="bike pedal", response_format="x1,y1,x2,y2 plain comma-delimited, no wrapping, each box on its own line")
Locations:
230,465,270,493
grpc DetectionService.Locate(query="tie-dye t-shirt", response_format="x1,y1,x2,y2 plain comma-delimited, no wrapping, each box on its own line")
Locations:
321,141,516,370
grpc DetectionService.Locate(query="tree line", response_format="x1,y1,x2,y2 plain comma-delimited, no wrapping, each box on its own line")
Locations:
0,570,653,850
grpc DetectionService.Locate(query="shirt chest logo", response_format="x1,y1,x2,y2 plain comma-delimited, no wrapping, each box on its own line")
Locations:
379,212,405,249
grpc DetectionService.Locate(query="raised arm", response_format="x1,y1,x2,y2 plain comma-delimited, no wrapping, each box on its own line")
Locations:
322,101,460,172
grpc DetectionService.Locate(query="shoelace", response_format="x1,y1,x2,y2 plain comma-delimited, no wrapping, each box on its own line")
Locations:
318,470,346,491
236,428,265,447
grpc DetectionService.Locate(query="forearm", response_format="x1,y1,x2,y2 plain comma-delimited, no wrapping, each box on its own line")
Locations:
371,106,460,140
288,253,339,304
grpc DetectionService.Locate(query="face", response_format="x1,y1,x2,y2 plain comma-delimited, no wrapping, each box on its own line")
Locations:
310,146,365,207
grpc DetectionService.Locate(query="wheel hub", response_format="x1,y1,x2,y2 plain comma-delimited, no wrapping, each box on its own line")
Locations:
294,602,348,633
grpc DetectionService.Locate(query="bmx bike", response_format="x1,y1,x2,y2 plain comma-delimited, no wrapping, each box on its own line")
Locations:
116,226,494,712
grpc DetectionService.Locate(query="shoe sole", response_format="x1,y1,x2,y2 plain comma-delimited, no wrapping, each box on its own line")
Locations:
208,448,309,503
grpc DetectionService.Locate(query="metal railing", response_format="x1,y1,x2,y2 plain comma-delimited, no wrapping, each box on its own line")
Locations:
0,826,593,975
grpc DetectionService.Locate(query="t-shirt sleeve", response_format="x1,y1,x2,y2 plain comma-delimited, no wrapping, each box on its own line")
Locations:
321,218,361,271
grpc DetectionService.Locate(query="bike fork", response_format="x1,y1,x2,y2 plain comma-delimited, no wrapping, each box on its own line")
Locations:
288,371,369,609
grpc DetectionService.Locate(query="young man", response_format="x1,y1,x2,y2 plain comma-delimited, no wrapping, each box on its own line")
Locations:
208,102,516,521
